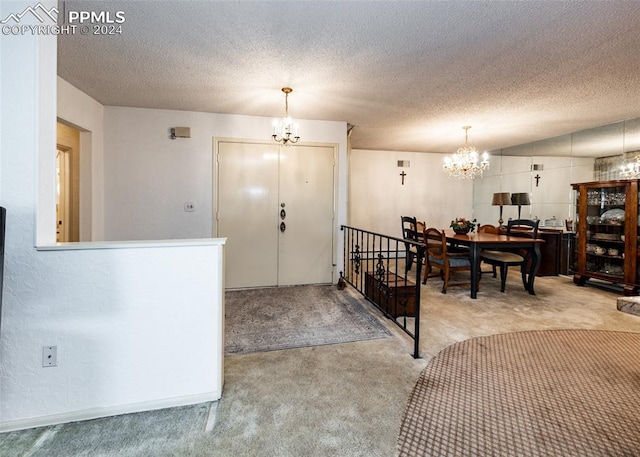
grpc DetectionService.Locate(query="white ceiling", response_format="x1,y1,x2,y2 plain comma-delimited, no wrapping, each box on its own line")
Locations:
57,1,640,154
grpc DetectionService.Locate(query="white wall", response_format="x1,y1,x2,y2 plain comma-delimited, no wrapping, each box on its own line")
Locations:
472,154,506,225
530,156,576,223
1,241,225,432
103,107,216,240
349,149,474,238
0,1,225,431
101,107,347,284
102,106,347,243
473,154,596,226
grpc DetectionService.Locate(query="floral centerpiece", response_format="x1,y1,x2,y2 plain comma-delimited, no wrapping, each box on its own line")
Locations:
450,217,477,234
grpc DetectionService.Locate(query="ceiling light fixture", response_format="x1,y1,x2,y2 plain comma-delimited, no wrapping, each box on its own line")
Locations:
272,87,300,145
620,154,640,178
619,122,640,178
443,126,489,179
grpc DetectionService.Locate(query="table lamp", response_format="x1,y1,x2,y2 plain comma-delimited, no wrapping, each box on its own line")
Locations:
511,192,531,219
491,192,511,226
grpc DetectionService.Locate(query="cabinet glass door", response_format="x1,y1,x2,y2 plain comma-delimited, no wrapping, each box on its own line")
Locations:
570,187,579,273
637,189,640,283
585,185,626,279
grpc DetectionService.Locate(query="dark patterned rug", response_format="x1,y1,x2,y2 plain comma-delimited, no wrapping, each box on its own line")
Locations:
225,285,390,354
398,330,640,456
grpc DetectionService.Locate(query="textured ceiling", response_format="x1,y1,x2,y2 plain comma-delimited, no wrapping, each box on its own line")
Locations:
57,1,640,154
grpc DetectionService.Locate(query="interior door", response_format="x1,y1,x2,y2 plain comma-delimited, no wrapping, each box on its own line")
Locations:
217,141,335,288
56,148,70,242
56,122,81,242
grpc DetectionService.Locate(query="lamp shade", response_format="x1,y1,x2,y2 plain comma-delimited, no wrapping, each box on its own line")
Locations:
511,193,531,206
492,192,511,206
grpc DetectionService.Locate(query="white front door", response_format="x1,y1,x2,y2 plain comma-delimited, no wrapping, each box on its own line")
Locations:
217,141,335,288
277,144,335,286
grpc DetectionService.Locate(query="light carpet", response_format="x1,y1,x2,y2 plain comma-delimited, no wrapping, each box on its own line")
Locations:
0,403,211,457
397,329,640,456
225,284,390,354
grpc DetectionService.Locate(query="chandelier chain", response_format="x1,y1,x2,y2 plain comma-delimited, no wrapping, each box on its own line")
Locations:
272,87,300,145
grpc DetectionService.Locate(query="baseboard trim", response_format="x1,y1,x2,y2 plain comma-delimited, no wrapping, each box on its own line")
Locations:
0,390,221,433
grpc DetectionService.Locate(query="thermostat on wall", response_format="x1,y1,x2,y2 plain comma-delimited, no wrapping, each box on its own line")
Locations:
170,127,190,139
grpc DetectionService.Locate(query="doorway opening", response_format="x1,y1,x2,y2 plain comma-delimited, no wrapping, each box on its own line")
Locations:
56,122,81,242
56,146,70,242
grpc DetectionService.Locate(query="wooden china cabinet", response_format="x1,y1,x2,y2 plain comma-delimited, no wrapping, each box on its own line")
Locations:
571,179,640,295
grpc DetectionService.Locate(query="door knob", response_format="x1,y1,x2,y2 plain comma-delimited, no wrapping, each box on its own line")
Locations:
280,222,286,232
280,209,286,220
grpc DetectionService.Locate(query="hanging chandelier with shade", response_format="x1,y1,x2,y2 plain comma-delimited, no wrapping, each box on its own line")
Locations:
620,154,640,178
443,126,489,179
618,121,639,178
272,87,300,145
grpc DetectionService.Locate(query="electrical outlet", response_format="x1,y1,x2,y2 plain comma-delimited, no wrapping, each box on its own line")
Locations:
43,346,57,367
184,202,195,212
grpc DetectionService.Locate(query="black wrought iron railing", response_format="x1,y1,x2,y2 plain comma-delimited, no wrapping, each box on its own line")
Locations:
340,225,424,358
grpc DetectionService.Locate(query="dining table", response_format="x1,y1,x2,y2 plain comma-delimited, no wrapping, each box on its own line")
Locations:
445,229,544,299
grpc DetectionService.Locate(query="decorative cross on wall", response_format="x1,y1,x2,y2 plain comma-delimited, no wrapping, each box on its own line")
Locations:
534,174,541,187
400,171,407,185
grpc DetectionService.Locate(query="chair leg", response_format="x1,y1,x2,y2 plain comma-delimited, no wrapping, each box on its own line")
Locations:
500,264,508,292
492,265,497,278
422,264,430,285
405,249,413,272
442,265,449,294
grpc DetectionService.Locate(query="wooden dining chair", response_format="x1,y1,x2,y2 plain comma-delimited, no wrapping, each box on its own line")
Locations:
478,224,500,278
479,219,540,292
415,220,425,241
401,216,425,272
422,227,474,294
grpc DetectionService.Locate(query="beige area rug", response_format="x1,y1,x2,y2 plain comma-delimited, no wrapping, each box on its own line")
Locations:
225,284,390,354
398,330,640,456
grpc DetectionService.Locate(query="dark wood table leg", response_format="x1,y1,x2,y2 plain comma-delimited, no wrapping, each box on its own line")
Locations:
470,244,481,299
527,243,541,295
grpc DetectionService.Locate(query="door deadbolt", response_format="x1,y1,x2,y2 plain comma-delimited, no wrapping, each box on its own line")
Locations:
280,222,286,232
280,209,286,220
